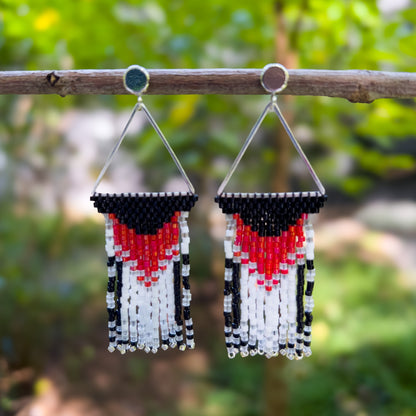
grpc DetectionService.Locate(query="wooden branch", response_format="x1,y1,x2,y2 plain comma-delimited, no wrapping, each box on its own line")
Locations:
0,68,416,103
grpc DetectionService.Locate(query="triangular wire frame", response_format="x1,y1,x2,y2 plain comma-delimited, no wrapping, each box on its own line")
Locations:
91,97,195,195
216,96,326,196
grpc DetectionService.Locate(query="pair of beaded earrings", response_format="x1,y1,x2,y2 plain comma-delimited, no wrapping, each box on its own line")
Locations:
91,64,326,360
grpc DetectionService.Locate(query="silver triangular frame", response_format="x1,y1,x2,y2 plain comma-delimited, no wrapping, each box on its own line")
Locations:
217,67,325,196
92,66,195,195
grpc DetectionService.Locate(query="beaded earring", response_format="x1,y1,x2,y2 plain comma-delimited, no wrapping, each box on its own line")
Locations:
215,64,327,360
91,66,197,354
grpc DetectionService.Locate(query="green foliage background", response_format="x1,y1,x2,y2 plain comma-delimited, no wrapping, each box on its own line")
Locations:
0,1,415,415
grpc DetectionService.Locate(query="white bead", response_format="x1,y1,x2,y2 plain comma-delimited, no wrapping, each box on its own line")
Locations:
303,346,312,357
306,270,315,281
181,242,189,254
224,241,233,258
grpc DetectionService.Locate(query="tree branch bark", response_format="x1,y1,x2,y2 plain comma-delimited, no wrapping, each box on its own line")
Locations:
0,69,415,102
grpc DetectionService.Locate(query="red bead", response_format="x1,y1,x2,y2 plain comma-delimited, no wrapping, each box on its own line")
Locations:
164,223,171,245
128,228,136,246
121,225,128,249
113,221,121,245
242,241,249,252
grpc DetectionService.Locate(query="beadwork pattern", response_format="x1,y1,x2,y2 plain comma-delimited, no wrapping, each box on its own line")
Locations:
215,192,326,359
91,192,198,354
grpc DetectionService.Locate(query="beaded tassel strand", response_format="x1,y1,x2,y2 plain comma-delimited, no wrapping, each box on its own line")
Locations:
303,214,315,357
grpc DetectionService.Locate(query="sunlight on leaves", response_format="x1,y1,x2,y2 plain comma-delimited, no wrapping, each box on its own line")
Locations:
33,9,60,32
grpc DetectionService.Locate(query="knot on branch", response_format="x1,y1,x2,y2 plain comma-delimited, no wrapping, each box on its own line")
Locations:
348,84,374,104
46,72,60,87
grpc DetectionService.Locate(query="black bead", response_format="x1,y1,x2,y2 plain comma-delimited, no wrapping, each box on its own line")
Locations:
305,312,313,326
182,275,190,290
306,281,314,294
225,258,233,268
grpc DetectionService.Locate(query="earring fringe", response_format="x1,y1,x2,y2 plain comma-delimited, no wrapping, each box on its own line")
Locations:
92,192,198,353
215,193,326,359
